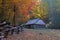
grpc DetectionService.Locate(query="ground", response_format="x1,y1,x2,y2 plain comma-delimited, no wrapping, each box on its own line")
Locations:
4,29,60,40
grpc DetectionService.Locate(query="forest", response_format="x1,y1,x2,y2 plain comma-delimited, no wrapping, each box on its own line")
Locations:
0,0,60,29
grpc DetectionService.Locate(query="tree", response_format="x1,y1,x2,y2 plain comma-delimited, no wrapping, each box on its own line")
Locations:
0,0,15,25
29,0,49,23
14,0,40,24
46,0,60,29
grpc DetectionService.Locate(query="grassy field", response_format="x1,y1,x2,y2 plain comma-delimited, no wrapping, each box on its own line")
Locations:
26,29,60,40
4,29,60,40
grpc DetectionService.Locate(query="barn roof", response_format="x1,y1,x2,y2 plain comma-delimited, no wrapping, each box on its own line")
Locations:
25,18,46,25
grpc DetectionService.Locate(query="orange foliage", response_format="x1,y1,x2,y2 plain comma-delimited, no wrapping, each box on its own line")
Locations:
17,0,40,15
13,0,40,16
13,0,40,24
0,0,41,24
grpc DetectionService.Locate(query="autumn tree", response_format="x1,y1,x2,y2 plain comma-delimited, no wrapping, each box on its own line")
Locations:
0,0,2,21
0,0,50,25
14,0,38,24
0,0,15,25
29,0,49,23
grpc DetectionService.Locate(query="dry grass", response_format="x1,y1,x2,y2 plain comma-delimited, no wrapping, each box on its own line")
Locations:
4,29,60,40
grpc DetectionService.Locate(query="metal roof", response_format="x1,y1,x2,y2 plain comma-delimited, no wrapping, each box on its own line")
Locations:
25,18,46,25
